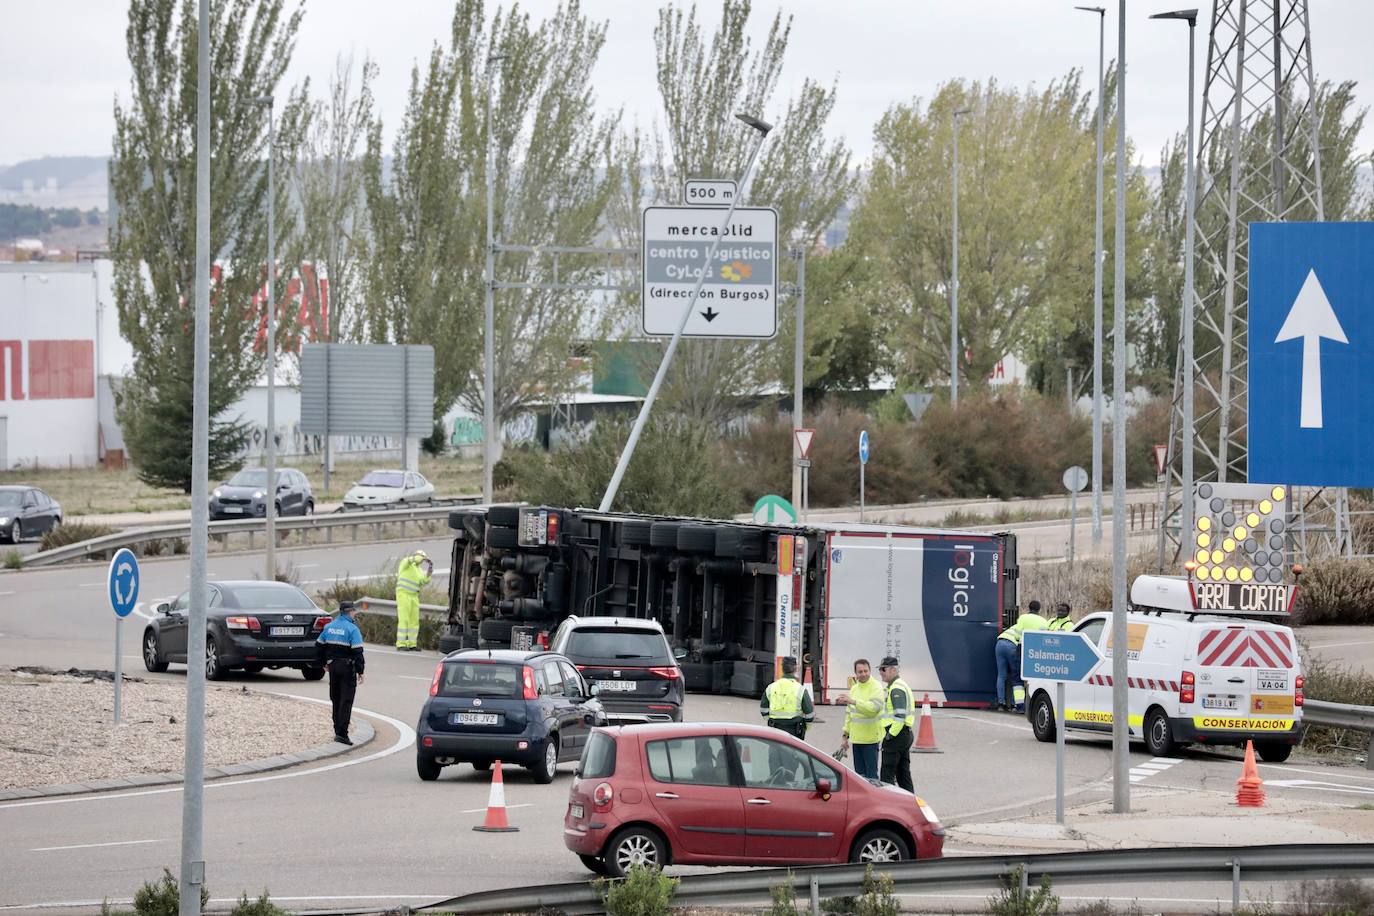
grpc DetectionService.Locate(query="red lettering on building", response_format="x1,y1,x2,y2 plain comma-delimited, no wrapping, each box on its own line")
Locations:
0,340,23,400
28,340,95,400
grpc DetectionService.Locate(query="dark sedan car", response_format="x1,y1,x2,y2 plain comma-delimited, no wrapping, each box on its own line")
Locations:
142,580,332,681
209,468,314,520
417,649,606,784
0,485,62,543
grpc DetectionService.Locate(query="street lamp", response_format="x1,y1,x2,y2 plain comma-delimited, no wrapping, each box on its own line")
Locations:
951,106,973,409
1076,5,1106,547
252,94,277,579
1109,0,1128,816
1152,8,1199,562
483,53,509,504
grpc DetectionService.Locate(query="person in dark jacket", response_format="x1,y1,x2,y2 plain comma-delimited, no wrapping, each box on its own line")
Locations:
315,601,366,744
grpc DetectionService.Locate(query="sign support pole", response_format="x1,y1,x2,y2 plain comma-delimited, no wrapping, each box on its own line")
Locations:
859,460,865,524
1069,489,1077,568
114,617,123,725
1055,681,1066,824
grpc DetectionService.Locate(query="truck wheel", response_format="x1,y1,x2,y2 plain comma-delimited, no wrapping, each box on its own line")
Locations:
1255,741,1293,763
716,527,764,560
677,524,717,554
478,618,516,646
438,632,466,655
649,522,682,549
680,662,713,692
621,522,653,547
486,505,521,528
486,526,520,550
448,510,474,531
1144,708,1177,757
1030,693,1056,743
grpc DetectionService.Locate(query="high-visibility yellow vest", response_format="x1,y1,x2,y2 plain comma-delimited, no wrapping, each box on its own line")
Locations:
397,555,431,595
1047,615,1074,631
882,677,915,736
999,612,1050,644
844,677,885,745
764,677,806,721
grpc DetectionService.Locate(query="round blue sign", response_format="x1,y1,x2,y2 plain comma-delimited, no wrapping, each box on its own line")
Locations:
858,430,870,465
107,547,140,618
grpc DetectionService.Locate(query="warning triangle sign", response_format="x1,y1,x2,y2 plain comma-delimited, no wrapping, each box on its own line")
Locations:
794,428,816,460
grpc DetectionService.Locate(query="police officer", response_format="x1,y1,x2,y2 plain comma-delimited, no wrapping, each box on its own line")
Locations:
395,549,433,651
315,600,366,744
760,656,814,739
838,658,884,780
1047,602,1074,631
877,656,915,792
994,601,1050,712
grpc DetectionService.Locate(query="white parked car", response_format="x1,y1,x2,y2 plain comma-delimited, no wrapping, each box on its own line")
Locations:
342,470,435,507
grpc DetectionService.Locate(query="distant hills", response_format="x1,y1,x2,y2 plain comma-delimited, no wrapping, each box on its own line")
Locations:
0,156,110,211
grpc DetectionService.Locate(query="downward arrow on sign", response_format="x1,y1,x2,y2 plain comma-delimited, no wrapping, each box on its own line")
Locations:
1275,269,1348,429
701,307,719,322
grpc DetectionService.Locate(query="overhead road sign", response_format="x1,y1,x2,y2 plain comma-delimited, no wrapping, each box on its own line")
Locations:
683,178,737,207
1022,630,1102,683
642,205,778,339
1249,222,1374,486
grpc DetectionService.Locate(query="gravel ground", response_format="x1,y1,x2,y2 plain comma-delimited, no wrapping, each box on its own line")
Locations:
0,668,333,789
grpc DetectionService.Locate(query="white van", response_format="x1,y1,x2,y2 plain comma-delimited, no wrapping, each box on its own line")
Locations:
1023,577,1304,763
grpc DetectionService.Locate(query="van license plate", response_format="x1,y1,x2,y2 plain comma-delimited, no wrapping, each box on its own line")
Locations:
1257,670,1288,691
451,712,499,725
570,803,584,819
270,626,305,637
595,680,637,692
1202,695,1239,710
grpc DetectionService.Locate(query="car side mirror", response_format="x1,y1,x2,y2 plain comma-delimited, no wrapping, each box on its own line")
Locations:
156,602,171,615
816,777,833,799
673,646,688,661
589,683,601,698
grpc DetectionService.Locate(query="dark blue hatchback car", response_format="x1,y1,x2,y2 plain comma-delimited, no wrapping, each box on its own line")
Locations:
417,649,606,783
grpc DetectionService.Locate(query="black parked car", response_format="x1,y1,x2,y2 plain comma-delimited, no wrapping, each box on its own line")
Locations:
549,616,684,723
416,649,606,784
142,580,331,681
210,468,314,520
0,486,62,543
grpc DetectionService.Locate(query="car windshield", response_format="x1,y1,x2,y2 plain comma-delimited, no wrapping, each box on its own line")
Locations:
226,470,268,488
565,628,672,665
0,492,22,508
223,585,317,610
359,472,404,488
438,662,521,698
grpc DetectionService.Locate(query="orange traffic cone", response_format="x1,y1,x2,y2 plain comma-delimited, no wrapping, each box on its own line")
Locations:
912,694,942,754
1235,740,1266,808
473,759,520,832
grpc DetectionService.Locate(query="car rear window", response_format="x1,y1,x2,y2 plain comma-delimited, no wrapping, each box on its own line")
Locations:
438,662,521,698
565,627,672,665
222,585,317,610
580,731,617,779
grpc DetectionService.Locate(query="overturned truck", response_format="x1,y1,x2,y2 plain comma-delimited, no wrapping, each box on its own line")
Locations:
441,505,1021,704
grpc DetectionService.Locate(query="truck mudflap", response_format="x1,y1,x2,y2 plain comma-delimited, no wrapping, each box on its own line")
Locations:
1170,715,1305,746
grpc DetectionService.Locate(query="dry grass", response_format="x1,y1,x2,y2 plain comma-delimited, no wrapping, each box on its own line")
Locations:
1017,550,1158,620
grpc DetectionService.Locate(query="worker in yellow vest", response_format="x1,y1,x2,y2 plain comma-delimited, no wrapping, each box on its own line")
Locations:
394,549,432,651
759,656,814,739
1047,602,1074,631
838,658,885,780
995,600,1049,712
877,655,915,792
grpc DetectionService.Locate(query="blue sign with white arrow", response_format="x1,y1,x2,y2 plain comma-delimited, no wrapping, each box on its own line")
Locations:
858,429,870,465
1021,630,1102,683
1249,222,1374,487
107,547,140,619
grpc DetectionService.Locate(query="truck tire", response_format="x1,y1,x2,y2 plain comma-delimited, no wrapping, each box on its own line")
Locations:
680,662,713,692
649,522,682,549
486,505,521,528
486,526,520,550
621,522,653,548
716,527,764,561
438,632,466,655
478,617,516,646
677,524,717,554
448,510,469,531
730,661,769,698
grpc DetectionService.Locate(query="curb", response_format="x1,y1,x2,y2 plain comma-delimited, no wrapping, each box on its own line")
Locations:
0,715,376,802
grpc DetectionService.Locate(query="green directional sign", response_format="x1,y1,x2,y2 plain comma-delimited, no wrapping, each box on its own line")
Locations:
752,494,798,525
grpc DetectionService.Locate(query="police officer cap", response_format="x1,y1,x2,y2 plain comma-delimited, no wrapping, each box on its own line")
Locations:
879,655,899,669
338,601,355,613
780,656,798,673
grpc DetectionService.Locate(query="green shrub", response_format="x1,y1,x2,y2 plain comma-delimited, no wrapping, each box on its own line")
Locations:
353,610,445,651
229,891,290,916
1069,901,1144,916
987,867,1060,916
821,897,860,914
596,863,679,916
1298,651,1374,759
1292,558,1374,625
1289,877,1374,915
856,865,900,916
4,550,22,570
768,872,802,916
39,520,117,551
130,869,207,916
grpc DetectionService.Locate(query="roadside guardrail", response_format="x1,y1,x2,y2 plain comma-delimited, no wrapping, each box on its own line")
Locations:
420,843,1374,915
1304,698,1374,769
19,498,487,568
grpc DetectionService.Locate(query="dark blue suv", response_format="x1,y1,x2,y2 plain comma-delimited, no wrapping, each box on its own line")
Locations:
417,649,606,783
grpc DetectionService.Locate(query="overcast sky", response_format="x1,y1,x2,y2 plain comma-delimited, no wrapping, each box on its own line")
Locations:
4,1,1373,169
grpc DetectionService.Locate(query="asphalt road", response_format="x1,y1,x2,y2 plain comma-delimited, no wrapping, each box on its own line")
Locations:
3,539,1374,912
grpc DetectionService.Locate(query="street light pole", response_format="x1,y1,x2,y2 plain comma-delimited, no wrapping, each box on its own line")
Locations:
1077,5,1106,548
790,247,807,513
1152,8,1199,555
253,95,277,579
1110,0,1129,815
951,107,972,409
483,53,508,504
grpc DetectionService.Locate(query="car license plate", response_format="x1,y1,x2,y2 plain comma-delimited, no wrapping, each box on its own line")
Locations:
1257,670,1288,691
451,712,499,726
595,680,637,692
570,803,585,819
1202,695,1239,710
223,506,243,514
270,626,305,637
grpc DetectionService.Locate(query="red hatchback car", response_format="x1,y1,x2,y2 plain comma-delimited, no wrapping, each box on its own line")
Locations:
564,722,944,877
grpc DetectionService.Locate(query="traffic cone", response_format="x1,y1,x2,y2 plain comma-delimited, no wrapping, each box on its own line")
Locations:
473,759,520,832
912,694,942,754
1235,740,1266,808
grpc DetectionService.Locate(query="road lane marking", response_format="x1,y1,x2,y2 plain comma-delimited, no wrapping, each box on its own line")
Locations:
1266,778,1374,796
1256,762,1374,783
457,802,534,814
946,714,1034,733
1309,639,1374,649
0,700,414,810
31,838,165,852
78,583,102,589
0,591,15,597
398,675,431,681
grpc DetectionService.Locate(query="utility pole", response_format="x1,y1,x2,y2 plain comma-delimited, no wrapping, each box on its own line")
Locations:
483,53,508,504
1110,0,1130,815
789,246,806,512
951,107,972,409
1077,4,1107,547
253,94,277,579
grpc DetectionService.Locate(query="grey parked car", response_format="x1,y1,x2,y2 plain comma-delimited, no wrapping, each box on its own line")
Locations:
210,468,314,520
0,486,62,543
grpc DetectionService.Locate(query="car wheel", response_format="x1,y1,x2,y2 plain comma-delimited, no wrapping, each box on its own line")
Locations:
531,737,558,784
578,854,609,876
472,760,491,772
6,520,19,544
304,500,314,516
1144,708,1177,757
143,630,169,673
416,755,442,781
605,826,667,878
1030,692,1056,743
1255,741,1293,763
301,666,325,681
851,828,911,864
205,637,226,681
243,663,264,674
49,515,61,534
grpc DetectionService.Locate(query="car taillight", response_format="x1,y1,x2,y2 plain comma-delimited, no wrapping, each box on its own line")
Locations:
226,616,260,632
312,616,332,632
429,663,444,697
1295,674,1304,706
546,512,560,543
522,665,538,700
1180,670,1195,705
647,666,681,680
593,782,614,808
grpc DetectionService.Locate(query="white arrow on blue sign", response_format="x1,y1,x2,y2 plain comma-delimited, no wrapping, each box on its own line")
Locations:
859,430,870,465
1021,630,1102,683
107,547,140,618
